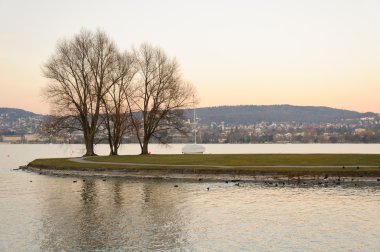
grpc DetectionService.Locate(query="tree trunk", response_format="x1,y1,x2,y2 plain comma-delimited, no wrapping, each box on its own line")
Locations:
112,135,120,156
83,132,97,156
109,143,118,155
109,143,114,155
141,137,149,154
111,148,118,155
84,139,96,156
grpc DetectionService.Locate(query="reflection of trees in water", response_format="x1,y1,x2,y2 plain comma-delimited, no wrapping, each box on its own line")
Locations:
38,178,190,251
139,181,189,251
37,178,83,251
77,179,110,250
112,180,123,206
38,179,110,251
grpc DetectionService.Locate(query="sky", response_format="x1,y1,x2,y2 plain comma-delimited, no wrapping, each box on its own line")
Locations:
0,0,380,114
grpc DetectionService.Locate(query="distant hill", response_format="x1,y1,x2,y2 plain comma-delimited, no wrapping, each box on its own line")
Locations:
0,107,39,120
1,105,377,126
193,105,377,124
0,108,43,135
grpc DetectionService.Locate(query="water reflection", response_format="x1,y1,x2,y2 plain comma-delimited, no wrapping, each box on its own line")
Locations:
78,180,107,251
37,178,189,251
1,145,380,251
140,182,189,250
112,181,123,206
1,172,379,251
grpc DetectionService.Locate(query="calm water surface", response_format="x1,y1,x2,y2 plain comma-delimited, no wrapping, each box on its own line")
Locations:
1,144,380,251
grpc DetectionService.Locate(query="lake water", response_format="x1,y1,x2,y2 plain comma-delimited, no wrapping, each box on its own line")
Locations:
1,144,380,251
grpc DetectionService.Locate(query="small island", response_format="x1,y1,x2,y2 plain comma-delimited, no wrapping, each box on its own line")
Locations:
24,29,380,186
26,154,380,184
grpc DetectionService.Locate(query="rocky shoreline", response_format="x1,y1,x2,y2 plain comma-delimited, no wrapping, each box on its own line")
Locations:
23,165,380,186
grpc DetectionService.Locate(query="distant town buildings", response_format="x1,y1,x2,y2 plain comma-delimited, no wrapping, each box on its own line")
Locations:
1,110,380,144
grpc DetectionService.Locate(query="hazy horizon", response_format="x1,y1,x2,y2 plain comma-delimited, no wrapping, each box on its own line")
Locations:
1,103,378,116
1,0,379,114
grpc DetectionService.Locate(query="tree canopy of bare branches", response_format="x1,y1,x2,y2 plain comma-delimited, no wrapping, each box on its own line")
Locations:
128,44,195,154
43,29,132,156
43,30,196,156
101,52,137,155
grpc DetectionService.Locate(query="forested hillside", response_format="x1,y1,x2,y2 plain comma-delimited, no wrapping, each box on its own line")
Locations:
1,105,377,128
193,105,376,124
0,108,38,120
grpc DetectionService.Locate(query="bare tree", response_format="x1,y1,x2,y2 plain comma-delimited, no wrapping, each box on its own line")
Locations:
101,52,137,155
128,44,195,154
42,29,128,156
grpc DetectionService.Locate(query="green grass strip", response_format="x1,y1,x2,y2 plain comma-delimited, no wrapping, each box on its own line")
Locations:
86,154,380,166
27,154,380,175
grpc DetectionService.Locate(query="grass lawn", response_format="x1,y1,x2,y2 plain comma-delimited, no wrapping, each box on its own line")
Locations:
86,154,380,166
27,154,380,175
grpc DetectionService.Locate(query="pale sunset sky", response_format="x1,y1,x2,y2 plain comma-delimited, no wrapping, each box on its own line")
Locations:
0,0,379,114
